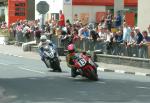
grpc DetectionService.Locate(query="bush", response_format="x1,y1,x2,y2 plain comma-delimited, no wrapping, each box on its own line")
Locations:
0,28,11,40
0,28,10,37
0,15,5,23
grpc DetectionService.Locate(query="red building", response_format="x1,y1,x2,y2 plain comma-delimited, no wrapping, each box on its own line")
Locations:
72,0,137,6
8,0,35,27
8,0,27,27
70,0,137,26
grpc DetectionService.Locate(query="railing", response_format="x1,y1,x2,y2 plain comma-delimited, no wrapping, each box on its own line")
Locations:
13,30,150,59
50,35,150,59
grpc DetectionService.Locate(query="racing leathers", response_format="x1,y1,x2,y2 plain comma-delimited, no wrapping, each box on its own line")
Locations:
66,52,80,77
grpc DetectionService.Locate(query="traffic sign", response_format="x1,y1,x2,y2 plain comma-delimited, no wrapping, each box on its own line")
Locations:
37,1,49,14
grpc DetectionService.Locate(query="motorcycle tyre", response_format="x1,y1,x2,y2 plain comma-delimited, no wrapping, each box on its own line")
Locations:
86,68,98,81
50,57,62,72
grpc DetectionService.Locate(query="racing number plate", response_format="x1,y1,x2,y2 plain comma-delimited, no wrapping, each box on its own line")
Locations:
78,58,87,67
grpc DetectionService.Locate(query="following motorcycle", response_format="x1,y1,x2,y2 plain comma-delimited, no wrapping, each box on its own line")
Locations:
43,45,62,72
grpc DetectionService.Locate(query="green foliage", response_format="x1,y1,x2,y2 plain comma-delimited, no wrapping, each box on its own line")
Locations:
0,15,5,22
0,28,10,37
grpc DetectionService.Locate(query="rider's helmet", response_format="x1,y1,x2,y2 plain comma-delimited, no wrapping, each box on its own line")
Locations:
67,44,75,53
40,35,47,43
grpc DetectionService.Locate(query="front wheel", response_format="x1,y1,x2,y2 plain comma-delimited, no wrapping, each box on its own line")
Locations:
86,68,98,81
50,57,62,72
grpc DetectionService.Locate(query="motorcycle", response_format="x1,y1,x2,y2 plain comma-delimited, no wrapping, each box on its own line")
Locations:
43,45,62,72
73,52,98,81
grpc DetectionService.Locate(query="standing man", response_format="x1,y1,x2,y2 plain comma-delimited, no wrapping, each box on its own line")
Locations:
115,11,122,28
123,22,131,43
123,22,131,56
78,26,90,51
134,27,143,58
105,10,113,31
58,10,65,29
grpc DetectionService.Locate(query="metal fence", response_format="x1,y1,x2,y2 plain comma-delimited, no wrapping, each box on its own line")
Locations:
13,31,150,59
49,36,150,59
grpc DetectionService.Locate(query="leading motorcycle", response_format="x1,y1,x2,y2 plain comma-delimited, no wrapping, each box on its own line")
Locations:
73,52,98,81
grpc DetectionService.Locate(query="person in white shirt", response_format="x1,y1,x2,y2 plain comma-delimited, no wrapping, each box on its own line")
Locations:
97,26,107,52
78,26,90,51
126,30,137,56
123,22,131,43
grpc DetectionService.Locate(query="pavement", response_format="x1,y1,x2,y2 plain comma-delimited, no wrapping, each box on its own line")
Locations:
0,44,150,77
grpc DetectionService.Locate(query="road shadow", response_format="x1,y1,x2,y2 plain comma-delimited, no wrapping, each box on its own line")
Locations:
0,76,150,103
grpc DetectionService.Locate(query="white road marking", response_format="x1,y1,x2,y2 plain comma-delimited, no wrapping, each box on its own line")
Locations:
136,86,150,90
135,72,147,76
0,63,8,66
115,70,125,74
18,67,45,74
97,81,106,84
0,52,23,58
97,67,105,71
17,55,23,58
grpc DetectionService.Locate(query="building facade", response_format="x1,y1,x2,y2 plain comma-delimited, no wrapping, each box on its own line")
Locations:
138,0,150,31
1,0,138,27
0,0,7,23
63,0,137,26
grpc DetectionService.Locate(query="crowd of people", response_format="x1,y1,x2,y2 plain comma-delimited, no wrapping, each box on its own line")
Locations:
1,10,150,58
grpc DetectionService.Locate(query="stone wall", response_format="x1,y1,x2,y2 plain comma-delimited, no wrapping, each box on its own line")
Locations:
96,54,150,69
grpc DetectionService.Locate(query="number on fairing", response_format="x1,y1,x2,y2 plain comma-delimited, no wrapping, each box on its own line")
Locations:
49,52,54,58
78,58,86,67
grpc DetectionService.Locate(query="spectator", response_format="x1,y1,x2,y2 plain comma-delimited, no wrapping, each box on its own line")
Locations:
89,25,99,51
58,10,65,28
78,26,90,51
97,26,107,42
73,14,79,24
45,21,51,33
126,30,137,56
134,27,143,57
105,10,113,31
97,26,107,52
1,22,7,29
123,22,131,44
142,30,150,42
139,30,150,58
16,22,23,43
72,29,79,44
34,26,42,44
115,11,122,28
112,30,123,55
105,29,113,54
22,24,31,42
135,27,143,44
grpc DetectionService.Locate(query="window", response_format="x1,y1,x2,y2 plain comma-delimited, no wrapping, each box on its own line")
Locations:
15,3,25,16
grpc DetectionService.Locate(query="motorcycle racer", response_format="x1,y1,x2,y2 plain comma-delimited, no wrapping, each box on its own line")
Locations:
38,35,61,72
66,44,98,77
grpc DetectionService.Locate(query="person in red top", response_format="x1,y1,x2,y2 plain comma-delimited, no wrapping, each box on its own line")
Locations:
58,10,65,28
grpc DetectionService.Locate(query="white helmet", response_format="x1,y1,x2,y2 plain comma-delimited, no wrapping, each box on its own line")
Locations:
40,35,47,42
